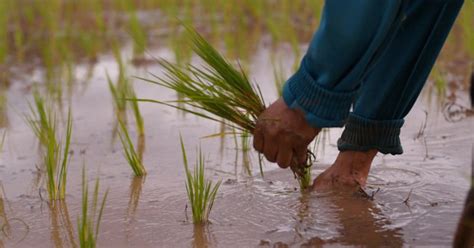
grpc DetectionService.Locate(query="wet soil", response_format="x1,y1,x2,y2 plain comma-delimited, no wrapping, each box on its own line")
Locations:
0,46,473,247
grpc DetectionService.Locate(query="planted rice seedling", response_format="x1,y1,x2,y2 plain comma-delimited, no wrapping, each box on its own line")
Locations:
180,136,221,224
0,0,7,64
107,45,129,115
129,88,145,137
26,91,56,147
118,121,147,176
272,59,287,97
0,130,6,151
108,45,145,137
77,166,108,248
44,110,73,202
137,25,313,189
26,91,73,201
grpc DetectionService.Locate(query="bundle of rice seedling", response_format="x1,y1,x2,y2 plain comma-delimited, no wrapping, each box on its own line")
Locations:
137,25,312,189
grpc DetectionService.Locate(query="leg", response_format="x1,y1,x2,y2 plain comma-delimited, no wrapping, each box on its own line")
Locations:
315,0,464,189
283,0,403,128
257,1,405,168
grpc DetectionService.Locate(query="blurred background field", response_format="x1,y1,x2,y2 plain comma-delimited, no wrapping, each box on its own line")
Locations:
0,1,472,90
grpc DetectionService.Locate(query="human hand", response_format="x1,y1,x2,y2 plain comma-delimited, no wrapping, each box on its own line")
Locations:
253,98,320,168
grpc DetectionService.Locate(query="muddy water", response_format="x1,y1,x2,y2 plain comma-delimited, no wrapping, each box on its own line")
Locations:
0,46,472,247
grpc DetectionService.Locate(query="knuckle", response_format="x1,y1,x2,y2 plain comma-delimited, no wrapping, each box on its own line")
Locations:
265,126,279,137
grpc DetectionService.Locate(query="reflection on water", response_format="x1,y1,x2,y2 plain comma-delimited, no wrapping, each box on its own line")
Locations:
0,184,10,244
127,176,145,219
453,146,474,247
0,38,471,246
125,176,145,243
0,185,29,246
258,190,404,247
327,192,403,247
192,224,215,248
49,201,76,248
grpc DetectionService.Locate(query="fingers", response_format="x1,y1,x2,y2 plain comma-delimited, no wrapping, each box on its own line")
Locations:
293,143,308,166
263,134,278,163
254,121,309,167
252,125,264,152
276,143,292,168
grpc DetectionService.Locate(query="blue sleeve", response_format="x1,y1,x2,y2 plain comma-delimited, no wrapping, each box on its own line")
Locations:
283,0,402,128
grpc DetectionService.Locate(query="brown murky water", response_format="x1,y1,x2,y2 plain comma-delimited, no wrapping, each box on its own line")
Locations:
0,46,473,247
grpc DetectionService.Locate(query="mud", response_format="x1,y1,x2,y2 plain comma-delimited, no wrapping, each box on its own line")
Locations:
0,46,472,247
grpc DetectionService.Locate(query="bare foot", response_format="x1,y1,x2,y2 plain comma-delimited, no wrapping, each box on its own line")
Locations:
312,150,378,191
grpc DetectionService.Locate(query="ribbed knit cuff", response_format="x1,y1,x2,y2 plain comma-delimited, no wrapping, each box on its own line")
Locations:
282,61,358,128
337,114,404,155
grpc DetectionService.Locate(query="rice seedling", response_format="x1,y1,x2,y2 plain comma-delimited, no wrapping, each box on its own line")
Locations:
26,91,73,202
137,25,313,189
118,121,147,177
107,45,129,115
129,88,145,137
118,0,146,57
272,59,287,97
77,166,108,248
0,130,6,152
312,128,330,159
0,0,7,64
43,110,73,202
241,130,251,153
26,91,55,147
180,136,221,224
108,45,145,137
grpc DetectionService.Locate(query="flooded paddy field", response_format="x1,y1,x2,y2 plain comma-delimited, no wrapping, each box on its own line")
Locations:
0,1,473,247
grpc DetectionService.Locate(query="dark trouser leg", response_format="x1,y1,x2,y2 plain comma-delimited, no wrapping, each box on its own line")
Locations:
338,0,465,155
283,0,404,128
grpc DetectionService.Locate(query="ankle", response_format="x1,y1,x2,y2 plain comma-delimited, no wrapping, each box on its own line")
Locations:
334,150,377,185
332,150,377,186
313,150,378,190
